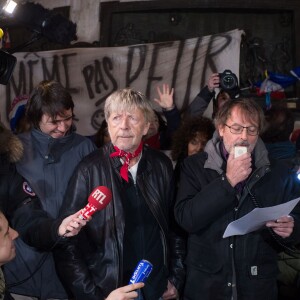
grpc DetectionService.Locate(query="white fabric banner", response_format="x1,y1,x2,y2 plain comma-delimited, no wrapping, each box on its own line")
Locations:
0,29,243,135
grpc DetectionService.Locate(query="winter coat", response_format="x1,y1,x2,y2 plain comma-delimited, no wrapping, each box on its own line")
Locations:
0,124,31,220
0,123,38,300
4,128,96,300
187,85,215,117
175,133,300,300
49,143,186,300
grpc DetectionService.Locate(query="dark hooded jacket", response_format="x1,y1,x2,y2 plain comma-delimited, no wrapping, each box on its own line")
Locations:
4,128,96,300
187,85,215,117
175,132,300,300
0,122,38,300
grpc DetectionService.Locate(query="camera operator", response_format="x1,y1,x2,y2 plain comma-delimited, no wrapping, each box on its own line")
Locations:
187,70,240,119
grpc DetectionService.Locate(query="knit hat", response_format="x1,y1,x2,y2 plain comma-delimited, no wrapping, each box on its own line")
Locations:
9,94,29,133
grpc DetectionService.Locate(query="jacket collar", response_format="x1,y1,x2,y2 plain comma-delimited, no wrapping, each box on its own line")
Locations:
31,128,76,164
107,142,150,178
204,131,270,173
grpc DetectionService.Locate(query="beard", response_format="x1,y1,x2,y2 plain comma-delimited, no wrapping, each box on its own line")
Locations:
223,140,256,154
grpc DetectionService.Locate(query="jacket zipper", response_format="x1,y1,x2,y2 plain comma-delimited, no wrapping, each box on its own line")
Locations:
139,177,168,265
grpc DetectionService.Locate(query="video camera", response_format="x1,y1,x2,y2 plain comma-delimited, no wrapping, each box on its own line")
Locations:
0,50,16,85
0,1,77,86
219,69,239,92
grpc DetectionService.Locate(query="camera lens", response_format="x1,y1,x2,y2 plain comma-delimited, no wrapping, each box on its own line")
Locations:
222,74,236,89
219,70,238,91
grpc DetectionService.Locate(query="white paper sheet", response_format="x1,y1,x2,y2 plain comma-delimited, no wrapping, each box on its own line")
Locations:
223,197,300,238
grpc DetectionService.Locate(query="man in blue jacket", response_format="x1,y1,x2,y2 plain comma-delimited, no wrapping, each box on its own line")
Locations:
175,98,300,300
4,80,97,300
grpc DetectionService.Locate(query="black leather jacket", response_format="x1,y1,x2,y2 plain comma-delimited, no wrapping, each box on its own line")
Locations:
53,143,185,300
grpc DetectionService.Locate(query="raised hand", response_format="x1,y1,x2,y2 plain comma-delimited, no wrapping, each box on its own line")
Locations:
153,84,174,110
207,73,220,92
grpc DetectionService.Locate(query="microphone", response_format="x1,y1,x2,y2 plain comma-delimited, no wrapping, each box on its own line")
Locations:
79,186,112,220
129,260,153,284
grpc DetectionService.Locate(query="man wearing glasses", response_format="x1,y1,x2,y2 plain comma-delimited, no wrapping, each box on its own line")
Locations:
4,80,96,300
175,98,300,300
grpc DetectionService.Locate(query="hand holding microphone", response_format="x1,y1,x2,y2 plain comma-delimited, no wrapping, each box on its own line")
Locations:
105,260,151,300
60,186,112,236
226,146,252,187
58,211,88,237
105,282,145,300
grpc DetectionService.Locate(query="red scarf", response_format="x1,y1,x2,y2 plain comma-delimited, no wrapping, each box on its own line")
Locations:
110,142,143,182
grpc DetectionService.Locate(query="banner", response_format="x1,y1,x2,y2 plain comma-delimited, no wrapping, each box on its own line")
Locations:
0,29,243,135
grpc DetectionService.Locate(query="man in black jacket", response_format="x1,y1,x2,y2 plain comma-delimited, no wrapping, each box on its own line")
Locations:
53,88,185,300
0,120,29,221
175,98,300,300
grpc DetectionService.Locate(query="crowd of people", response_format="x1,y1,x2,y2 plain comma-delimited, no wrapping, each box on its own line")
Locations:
1,73,300,300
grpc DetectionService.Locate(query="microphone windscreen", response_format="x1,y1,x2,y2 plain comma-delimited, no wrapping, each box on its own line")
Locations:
88,186,112,211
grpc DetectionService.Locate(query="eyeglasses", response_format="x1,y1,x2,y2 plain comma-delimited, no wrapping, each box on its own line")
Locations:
225,124,259,136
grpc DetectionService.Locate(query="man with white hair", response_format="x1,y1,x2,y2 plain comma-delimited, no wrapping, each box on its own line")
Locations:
54,88,185,300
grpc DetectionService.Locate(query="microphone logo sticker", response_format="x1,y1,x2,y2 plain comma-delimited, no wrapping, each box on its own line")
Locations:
92,189,107,204
23,181,36,196
80,203,97,219
79,186,112,220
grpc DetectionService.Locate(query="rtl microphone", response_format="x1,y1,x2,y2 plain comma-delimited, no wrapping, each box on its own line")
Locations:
79,186,112,220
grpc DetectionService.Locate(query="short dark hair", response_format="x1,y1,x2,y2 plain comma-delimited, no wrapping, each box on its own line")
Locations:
26,80,74,128
171,116,215,161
